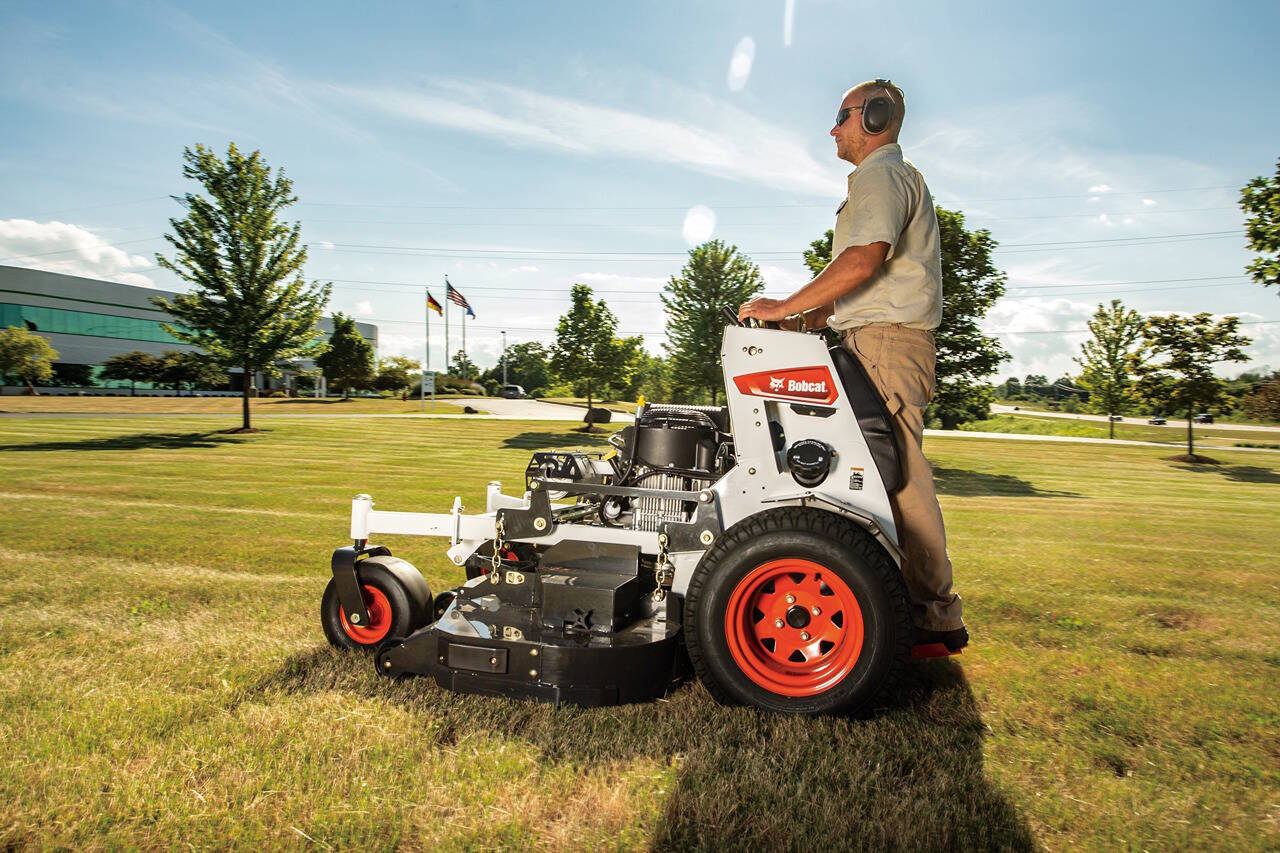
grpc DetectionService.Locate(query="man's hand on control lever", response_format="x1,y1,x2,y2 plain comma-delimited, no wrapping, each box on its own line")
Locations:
738,241,891,329
738,299,834,331
738,296,791,324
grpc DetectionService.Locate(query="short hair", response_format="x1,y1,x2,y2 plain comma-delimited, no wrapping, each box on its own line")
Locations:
848,79,906,131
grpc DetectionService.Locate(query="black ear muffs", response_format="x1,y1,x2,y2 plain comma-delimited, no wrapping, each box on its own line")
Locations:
861,95,894,135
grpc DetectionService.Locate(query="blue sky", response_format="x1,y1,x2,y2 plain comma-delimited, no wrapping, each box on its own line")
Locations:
2,0,1277,379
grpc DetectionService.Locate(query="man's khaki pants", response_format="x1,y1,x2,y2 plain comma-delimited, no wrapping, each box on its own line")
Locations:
845,323,963,631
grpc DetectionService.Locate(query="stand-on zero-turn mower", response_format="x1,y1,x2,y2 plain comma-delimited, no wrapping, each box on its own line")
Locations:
321,315,957,715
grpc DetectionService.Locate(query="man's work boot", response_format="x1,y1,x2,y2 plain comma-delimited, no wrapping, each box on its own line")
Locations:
912,625,968,659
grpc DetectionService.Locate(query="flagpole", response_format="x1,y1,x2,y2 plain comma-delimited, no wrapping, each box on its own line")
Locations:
430,285,435,412
462,310,467,379
421,287,428,411
444,277,450,380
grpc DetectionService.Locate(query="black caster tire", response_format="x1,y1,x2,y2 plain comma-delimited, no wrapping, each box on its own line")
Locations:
321,558,430,651
684,507,911,716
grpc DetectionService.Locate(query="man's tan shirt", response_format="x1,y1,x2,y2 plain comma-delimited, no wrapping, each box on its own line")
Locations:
828,143,943,332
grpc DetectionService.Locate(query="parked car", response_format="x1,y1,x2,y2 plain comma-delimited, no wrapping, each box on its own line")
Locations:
1193,413,1214,424
1109,415,1124,422
500,384,526,399
1147,416,1167,425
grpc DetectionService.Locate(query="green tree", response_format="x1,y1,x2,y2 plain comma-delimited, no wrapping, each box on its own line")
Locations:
603,334,645,400
625,351,670,403
373,355,422,395
448,351,479,381
801,208,1008,427
0,326,59,394
1241,372,1280,421
803,230,834,276
1132,313,1251,459
316,313,374,400
1074,299,1146,439
483,341,551,394
551,284,623,423
99,350,161,396
1001,376,1022,398
153,143,331,430
156,350,227,396
1241,158,1279,296
662,240,765,405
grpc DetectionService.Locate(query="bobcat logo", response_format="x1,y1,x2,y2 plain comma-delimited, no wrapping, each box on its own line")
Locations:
768,376,786,391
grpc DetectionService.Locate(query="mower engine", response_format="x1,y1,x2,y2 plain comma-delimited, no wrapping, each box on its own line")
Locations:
530,405,734,533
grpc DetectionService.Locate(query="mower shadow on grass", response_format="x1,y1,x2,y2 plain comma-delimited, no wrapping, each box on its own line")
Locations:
252,649,1034,850
0,431,250,452
932,466,1081,498
501,431,613,451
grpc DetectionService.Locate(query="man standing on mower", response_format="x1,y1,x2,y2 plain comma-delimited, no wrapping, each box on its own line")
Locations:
738,78,967,652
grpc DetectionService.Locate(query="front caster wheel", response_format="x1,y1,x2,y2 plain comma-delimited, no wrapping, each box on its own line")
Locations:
684,507,911,716
321,558,429,650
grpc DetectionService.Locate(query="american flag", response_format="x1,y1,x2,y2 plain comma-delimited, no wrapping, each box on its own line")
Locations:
445,278,475,319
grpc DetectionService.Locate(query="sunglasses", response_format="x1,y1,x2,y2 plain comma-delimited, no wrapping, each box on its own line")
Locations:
835,104,866,127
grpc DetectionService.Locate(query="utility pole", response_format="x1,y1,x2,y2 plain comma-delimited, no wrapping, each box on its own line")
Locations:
501,330,507,386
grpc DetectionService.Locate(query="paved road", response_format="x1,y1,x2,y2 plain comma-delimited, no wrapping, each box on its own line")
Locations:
0,397,630,422
990,404,1280,434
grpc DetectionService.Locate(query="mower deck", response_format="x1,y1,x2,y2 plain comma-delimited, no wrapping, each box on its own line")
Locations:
376,567,685,707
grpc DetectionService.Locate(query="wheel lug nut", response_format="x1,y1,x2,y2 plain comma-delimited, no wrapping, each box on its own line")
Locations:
811,606,821,616
785,594,796,604
774,618,784,628
800,631,811,641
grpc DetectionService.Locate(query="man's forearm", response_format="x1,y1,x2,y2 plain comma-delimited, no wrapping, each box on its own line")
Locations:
782,243,887,316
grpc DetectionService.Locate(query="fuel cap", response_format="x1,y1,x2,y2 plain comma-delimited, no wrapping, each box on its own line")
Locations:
786,439,833,488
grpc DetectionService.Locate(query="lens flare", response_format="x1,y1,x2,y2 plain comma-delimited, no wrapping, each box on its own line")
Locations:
682,205,717,246
727,36,755,92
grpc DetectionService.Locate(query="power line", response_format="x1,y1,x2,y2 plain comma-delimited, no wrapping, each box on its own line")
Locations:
284,205,1244,228
311,229,1245,262
998,229,1240,248
319,272,1248,294
294,183,1246,211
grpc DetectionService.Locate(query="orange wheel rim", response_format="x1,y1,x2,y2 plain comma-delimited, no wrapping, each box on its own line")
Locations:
724,559,864,697
340,584,393,645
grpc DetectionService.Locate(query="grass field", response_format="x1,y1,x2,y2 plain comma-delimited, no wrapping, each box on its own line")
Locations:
0,395,475,415
0,417,1276,849
963,412,1280,450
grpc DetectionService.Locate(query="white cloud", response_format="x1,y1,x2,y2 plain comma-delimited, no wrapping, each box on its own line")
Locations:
575,271,668,285
1088,196,1101,203
783,0,795,46
510,265,540,273
0,219,156,287
1088,184,1113,193
727,37,756,92
1141,198,1158,207
329,77,845,195
353,300,374,317
983,295,1095,379
314,240,335,250
760,263,810,294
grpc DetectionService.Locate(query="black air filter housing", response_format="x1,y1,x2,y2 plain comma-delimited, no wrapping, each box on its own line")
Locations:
634,407,719,473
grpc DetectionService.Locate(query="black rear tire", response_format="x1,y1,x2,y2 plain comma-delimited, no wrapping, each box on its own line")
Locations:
683,507,911,715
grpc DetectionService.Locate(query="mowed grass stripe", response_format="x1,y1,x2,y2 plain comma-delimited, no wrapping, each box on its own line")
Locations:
0,417,1275,849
